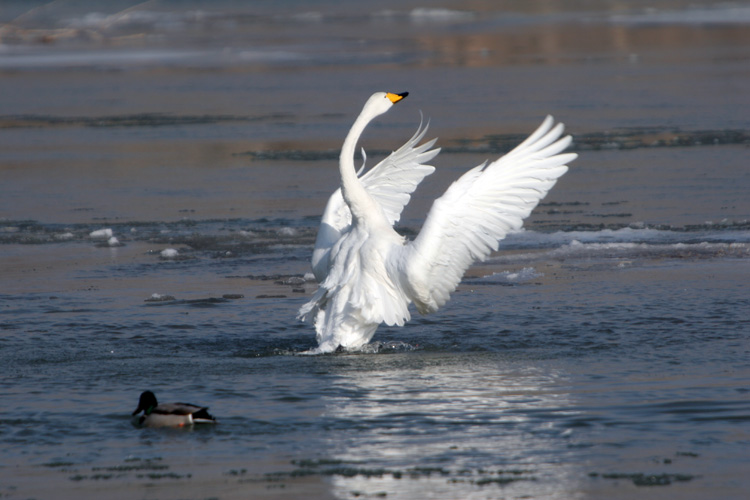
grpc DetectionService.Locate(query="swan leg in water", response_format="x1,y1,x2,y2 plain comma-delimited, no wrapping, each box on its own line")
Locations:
299,92,576,354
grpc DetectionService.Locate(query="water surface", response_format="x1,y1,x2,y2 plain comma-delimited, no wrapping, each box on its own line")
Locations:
1,1,749,499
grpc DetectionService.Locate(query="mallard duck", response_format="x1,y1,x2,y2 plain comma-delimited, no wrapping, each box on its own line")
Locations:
132,390,217,427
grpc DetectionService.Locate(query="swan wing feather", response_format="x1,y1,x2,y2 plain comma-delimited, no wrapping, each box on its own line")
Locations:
359,118,439,225
311,120,439,281
400,116,576,313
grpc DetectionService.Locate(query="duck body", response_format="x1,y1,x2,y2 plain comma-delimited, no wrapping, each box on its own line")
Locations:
132,390,217,428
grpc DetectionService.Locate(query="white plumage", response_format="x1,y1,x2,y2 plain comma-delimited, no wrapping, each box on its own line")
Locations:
299,92,576,354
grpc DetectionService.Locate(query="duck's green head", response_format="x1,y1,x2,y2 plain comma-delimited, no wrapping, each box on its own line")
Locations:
133,390,158,416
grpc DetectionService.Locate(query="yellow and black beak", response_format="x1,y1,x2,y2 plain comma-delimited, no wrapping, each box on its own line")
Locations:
386,92,408,104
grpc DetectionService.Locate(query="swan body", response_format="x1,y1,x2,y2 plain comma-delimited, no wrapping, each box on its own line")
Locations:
299,92,576,354
132,390,217,427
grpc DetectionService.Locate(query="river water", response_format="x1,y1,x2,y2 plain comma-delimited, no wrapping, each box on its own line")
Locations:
1,1,749,499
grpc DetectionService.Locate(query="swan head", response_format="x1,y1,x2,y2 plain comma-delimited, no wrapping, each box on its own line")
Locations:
361,91,408,119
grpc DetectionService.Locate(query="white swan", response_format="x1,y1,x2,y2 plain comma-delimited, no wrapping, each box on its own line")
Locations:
299,92,576,354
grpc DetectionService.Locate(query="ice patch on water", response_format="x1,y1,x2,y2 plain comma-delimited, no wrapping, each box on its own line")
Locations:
89,228,113,239
0,49,207,69
504,227,750,249
487,227,750,266
145,293,176,302
479,267,543,284
611,6,750,25
160,248,179,259
64,9,191,31
494,239,750,265
410,8,475,24
557,240,750,258
281,276,306,286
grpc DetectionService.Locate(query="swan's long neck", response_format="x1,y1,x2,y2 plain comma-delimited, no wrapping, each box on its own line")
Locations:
339,109,380,223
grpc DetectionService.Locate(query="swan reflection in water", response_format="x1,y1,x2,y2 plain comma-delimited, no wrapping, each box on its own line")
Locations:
319,352,583,499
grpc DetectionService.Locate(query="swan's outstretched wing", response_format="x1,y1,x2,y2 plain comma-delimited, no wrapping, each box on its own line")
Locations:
311,121,440,281
399,115,576,313
360,119,439,225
